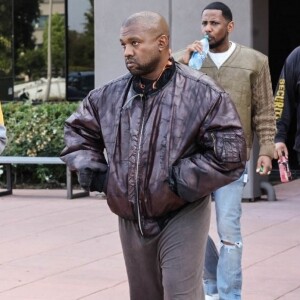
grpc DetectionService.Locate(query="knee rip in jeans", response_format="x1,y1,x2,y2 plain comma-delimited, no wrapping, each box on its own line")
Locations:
220,240,242,252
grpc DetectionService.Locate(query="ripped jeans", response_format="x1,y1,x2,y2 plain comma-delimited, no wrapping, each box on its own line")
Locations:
204,170,246,299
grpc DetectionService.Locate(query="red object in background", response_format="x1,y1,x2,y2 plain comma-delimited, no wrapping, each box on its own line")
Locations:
278,155,292,183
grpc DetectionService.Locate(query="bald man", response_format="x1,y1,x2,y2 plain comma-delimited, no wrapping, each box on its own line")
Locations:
61,11,246,300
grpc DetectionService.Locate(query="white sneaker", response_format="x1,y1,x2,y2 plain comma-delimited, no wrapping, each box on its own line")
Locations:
205,294,219,300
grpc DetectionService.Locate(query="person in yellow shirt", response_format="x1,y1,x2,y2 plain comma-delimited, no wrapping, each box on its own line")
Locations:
0,102,7,154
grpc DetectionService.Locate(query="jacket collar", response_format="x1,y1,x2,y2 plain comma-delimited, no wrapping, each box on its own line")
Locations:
132,58,176,96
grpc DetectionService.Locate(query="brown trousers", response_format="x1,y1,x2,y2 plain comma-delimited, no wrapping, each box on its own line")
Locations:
119,196,211,300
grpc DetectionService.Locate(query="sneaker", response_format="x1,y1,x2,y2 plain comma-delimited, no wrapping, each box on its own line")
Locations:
205,294,219,300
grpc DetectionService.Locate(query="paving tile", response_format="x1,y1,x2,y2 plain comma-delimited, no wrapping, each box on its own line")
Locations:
0,181,299,300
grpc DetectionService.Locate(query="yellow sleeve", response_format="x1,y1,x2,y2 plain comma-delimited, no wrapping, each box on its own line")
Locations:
0,102,4,125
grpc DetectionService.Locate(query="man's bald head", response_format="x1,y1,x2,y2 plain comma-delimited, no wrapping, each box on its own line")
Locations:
120,11,171,80
122,11,169,38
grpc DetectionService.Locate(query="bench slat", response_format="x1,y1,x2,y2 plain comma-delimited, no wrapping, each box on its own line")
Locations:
0,157,89,199
0,157,64,165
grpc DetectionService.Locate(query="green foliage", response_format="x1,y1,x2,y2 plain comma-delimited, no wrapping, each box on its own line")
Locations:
84,0,94,36
0,1,13,77
0,36,12,76
1,101,79,187
14,0,41,49
17,48,45,80
14,0,41,76
68,0,94,72
43,13,65,76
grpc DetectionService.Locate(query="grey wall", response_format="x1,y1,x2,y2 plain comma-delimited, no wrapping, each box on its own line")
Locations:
171,0,252,52
252,0,269,55
94,0,253,87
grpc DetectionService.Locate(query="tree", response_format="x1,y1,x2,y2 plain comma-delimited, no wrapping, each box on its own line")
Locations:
82,0,94,68
0,36,12,77
14,0,41,75
0,1,13,76
43,13,65,77
68,0,94,71
17,49,45,80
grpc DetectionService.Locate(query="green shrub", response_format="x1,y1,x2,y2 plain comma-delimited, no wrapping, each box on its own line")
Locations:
1,101,79,188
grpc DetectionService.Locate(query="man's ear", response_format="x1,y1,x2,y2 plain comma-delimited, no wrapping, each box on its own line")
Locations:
227,21,234,33
158,35,169,51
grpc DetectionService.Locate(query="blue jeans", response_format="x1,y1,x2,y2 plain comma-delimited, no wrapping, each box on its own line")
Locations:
204,170,246,299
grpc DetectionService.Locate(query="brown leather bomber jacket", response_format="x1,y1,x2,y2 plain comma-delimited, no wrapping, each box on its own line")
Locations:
61,62,247,228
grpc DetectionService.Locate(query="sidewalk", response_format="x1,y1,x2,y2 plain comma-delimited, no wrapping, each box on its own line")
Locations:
0,180,299,300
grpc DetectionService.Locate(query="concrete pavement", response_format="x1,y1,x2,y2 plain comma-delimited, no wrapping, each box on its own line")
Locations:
0,180,299,300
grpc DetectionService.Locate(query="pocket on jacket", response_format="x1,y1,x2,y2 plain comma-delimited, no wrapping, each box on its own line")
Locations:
212,132,243,162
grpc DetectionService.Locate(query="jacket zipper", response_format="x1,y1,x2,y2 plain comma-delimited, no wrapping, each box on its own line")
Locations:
211,132,217,156
135,95,146,236
205,98,220,158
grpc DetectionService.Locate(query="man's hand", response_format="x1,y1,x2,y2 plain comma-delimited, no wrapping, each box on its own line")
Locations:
77,168,107,192
256,155,272,176
77,169,93,191
180,41,204,65
274,142,288,160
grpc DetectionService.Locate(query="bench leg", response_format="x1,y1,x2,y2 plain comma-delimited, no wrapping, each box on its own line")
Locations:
66,167,89,199
0,164,13,196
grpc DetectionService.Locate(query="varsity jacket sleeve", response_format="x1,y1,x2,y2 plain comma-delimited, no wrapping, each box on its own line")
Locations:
251,58,276,158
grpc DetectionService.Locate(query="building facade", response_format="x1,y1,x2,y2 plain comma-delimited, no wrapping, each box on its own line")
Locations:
94,0,269,87
33,0,65,48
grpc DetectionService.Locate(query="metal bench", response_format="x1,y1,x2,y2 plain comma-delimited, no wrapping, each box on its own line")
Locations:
0,156,89,199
